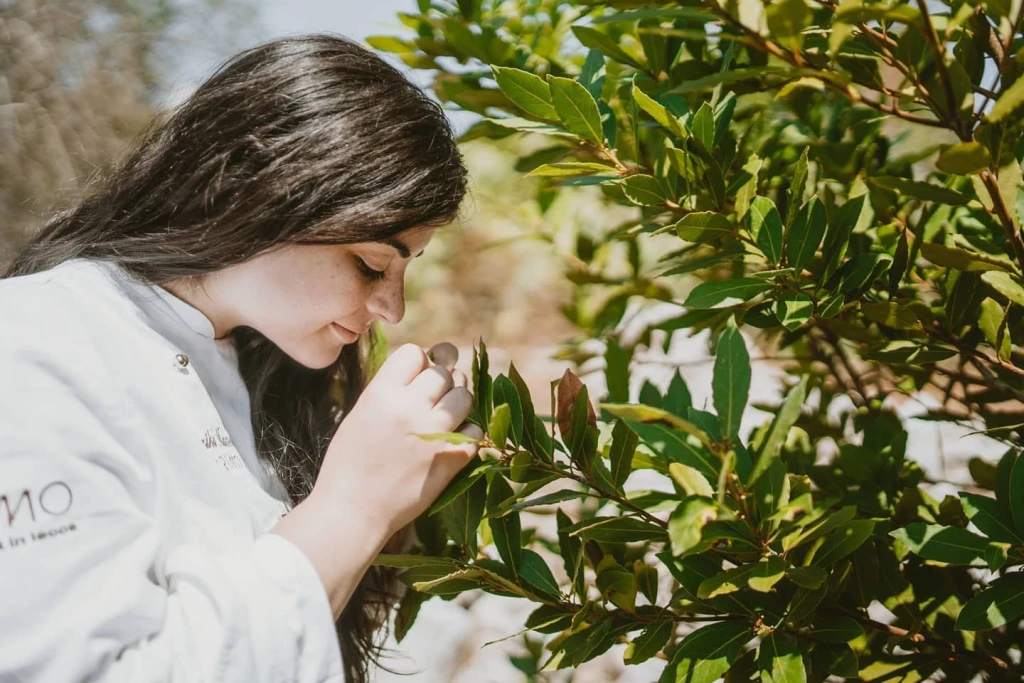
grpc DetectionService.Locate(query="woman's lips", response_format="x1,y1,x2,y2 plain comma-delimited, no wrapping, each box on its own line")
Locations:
331,322,358,342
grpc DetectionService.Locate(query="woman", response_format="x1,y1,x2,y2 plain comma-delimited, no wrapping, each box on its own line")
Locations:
0,33,482,683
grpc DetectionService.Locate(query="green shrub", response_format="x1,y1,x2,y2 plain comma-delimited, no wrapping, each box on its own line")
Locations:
372,1,1024,679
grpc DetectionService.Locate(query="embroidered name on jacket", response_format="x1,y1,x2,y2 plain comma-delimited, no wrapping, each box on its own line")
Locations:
200,426,246,473
0,480,79,551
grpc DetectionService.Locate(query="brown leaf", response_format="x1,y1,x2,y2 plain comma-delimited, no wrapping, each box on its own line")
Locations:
556,369,597,442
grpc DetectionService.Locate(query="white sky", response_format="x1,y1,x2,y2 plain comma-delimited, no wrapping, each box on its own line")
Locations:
160,0,425,106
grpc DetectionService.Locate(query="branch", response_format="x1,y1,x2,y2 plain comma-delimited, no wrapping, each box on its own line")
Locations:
916,0,962,136
815,0,952,123
533,461,669,529
979,169,1024,273
838,610,1011,671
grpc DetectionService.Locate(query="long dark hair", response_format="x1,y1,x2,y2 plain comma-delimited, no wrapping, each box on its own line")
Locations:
3,33,468,681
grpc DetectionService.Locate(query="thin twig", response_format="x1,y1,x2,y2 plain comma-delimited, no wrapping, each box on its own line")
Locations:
916,0,962,136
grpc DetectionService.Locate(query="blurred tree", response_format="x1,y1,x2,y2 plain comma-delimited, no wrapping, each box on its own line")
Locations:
0,0,259,265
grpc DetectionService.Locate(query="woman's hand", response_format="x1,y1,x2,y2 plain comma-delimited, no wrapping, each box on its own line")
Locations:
271,341,482,619
314,341,482,536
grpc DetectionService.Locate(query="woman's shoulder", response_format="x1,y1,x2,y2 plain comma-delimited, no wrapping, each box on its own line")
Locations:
0,258,160,375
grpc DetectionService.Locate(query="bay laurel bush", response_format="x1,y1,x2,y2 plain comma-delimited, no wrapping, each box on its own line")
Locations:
371,0,1024,679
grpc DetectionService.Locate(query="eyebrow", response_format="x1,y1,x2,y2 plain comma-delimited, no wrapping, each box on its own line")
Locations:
377,237,424,259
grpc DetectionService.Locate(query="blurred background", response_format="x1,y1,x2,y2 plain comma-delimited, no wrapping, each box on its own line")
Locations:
2,2,1006,681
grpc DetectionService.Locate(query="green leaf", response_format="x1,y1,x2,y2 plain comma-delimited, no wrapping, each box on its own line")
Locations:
814,642,858,677
698,564,753,598
786,566,826,589
998,449,1021,521
936,141,993,175
636,561,659,604
920,242,1018,273
668,66,791,94
494,489,586,516
604,338,630,403
491,66,558,121
487,476,521,575
526,161,619,178
629,421,719,479
413,431,482,445
821,194,868,281
595,7,716,23
748,557,787,593
982,270,1024,306
787,147,810,227
411,567,488,595
365,35,415,53
869,175,971,205
621,174,668,206
549,616,616,668
812,616,864,643
758,632,806,683
749,196,784,265
960,493,1023,544
427,456,491,515
666,371,693,417
734,155,763,221
557,510,585,599
632,80,687,138
830,253,892,294
609,419,639,490
786,196,827,271
509,362,544,461
488,404,511,449
675,211,734,242
774,292,814,331
518,548,560,597
373,554,460,569
955,571,1024,630
713,317,751,439
624,619,674,665
766,0,810,45
571,25,646,70
782,505,857,552
670,462,714,498
600,403,711,444
493,375,524,447
486,116,577,138
579,48,606,100
754,458,790,522
862,301,923,330
394,587,427,642
814,519,874,565
567,515,669,542
1009,452,1024,532
986,73,1024,123
979,298,1013,360
548,76,604,145
692,102,716,151
890,523,989,565
658,621,753,683
596,557,637,612
684,278,772,309
438,469,488,556
669,496,719,555
751,378,807,483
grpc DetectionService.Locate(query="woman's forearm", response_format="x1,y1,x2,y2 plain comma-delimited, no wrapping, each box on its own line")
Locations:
269,490,393,620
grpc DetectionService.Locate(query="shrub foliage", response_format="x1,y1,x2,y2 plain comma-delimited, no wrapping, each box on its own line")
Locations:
373,0,1024,679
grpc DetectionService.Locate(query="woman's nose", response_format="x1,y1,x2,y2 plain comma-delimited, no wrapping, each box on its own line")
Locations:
366,282,405,325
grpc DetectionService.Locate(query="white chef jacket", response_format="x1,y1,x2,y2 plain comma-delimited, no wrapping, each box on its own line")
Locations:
0,257,344,682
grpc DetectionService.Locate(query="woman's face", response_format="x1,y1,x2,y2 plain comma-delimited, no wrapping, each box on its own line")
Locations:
170,226,437,369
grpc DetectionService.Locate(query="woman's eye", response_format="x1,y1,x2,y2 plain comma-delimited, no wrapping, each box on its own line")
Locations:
355,257,386,282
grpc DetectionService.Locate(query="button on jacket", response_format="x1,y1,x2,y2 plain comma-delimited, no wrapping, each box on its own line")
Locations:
0,258,344,682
